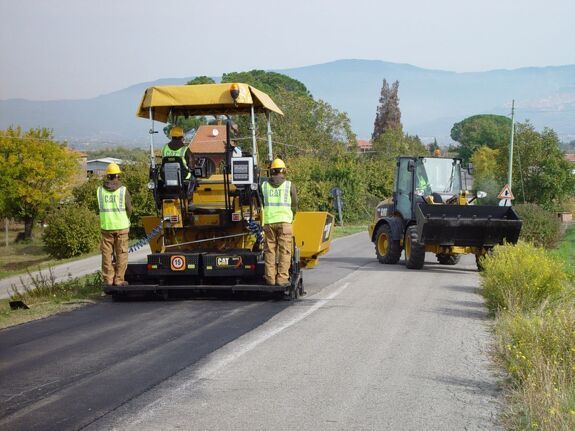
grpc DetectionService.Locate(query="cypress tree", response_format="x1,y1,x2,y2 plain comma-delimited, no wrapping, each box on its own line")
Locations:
372,79,402,141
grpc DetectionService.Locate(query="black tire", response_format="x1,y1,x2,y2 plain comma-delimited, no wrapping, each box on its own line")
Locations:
476,248,493,271
475,255,485,271
436,254,461,265
404,226,425,269
374,223,401,264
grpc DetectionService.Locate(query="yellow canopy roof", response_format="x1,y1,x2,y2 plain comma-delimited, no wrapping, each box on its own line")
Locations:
137,83,284,122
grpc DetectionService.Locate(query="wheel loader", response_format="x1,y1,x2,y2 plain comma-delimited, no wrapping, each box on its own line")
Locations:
368,156,522,270
104,83,333,299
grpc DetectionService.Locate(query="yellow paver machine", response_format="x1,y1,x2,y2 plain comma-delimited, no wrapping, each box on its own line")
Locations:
105,83,333,299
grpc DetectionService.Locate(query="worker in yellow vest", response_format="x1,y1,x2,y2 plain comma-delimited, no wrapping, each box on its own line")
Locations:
262,158,298,287
162,126,193,180
97,162,132,286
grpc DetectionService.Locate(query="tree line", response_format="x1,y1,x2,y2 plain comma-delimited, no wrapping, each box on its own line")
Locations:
1,71,573,258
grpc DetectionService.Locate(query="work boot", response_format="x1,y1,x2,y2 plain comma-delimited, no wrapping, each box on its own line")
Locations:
115,281,129,287
276,279,291,288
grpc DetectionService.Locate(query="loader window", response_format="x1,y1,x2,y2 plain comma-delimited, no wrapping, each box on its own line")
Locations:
396,158,414,220
416,158,461,195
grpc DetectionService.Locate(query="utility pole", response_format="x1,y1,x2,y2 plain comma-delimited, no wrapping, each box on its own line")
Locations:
507,99,515,190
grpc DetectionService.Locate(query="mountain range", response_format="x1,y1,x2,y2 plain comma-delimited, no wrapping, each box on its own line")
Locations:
1,59,574,147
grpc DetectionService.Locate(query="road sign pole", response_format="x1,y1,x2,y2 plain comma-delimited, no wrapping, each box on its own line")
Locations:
507,99,515,192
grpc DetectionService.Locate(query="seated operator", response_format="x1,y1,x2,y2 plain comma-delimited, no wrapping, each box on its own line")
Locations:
161,126,195,192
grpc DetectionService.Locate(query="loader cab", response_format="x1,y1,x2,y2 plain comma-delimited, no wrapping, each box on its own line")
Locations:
395,156,463,222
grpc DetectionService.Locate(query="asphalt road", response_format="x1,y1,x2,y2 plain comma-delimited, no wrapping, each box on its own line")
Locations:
0,233,501,430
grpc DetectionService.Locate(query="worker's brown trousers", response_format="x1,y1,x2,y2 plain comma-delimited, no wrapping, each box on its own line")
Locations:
100,229,129,285
263,222,293,285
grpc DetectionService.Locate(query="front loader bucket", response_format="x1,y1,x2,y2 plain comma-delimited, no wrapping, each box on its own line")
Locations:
415,203,522,247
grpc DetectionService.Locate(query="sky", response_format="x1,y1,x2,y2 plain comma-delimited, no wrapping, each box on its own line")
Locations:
1,0,574,101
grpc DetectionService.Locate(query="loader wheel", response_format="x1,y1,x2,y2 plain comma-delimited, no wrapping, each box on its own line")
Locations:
436,254,461,265
375,224,401,264
476,248,493,271
404,226,425,269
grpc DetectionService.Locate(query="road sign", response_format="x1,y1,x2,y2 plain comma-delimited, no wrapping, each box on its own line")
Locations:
497,184,514,200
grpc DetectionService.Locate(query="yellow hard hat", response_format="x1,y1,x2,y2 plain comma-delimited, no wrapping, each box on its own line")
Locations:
106,162,122,175
170,126,184,138
270,158,286,170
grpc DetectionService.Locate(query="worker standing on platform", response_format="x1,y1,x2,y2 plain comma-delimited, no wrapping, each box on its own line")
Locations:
261,158,298,287
97,162,132,287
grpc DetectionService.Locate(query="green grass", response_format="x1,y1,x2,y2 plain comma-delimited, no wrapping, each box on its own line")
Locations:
1,271,103,329
332,224,368,239
552,224,575,273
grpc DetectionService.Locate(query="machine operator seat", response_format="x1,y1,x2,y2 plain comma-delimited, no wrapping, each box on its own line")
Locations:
159,156,192,198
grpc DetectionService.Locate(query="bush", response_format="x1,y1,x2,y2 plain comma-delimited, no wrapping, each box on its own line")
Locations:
480,242,568,314
121,162,157,238
496,304,575,430
72,176,100,212
515,203,562,248
43,204,100,259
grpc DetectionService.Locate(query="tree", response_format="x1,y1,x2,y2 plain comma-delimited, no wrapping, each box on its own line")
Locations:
0,127,81,240
372,79,402,141
221,70,310,98
450,114,511,162
186,76,216,85
220,70,355,160
470,146,501,204
500,122,575,209
371,128,426,159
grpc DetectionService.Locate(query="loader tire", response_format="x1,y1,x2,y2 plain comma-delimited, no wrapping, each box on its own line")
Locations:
404,226,425,269
374,224,401,264
475,248,493,271
436,254,461,265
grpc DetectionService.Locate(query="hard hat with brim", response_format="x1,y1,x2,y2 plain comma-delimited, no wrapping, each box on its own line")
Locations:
270,158,286,170
106,162,122,175
170,126,184,138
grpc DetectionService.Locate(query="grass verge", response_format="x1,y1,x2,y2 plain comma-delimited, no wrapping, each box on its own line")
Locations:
333,224,368,239
552,223,575,274
0,270,103,330
480,241,575,430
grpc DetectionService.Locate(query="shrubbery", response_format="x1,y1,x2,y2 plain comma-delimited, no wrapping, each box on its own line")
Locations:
481,242,575,429
481,242,568,314
289,153,395,224
514,203,563,248
43,204,100,259
495,302,575,430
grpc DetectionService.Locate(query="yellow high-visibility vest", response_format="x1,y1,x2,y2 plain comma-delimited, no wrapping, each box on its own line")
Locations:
262,180,293,224
162,144,191,180
97,186,130,230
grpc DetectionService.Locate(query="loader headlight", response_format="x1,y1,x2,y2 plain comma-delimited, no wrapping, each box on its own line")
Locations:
147,180,156,190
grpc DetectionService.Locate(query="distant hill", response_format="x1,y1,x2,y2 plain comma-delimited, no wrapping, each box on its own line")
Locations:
1,59,574,147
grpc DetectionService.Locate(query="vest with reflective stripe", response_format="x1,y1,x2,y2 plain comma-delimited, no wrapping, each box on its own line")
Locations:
162,144,191,180
262,180,293,224
97,186,130,230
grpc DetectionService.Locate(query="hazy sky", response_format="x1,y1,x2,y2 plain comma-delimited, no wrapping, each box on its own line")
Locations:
1,0,574,100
